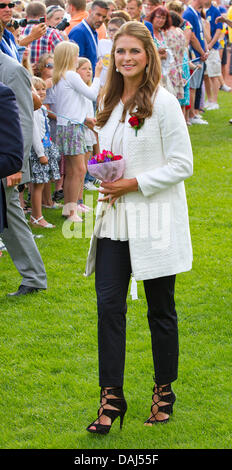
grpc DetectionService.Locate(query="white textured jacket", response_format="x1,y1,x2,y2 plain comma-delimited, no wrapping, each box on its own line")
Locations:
85,86,193,281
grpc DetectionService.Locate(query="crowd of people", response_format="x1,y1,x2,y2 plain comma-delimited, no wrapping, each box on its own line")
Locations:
0,0,231,434
0,1,230,249
0,0,231,283
0,0,231,268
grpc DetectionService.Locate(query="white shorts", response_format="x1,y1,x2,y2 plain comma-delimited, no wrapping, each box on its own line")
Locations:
205,49,221,77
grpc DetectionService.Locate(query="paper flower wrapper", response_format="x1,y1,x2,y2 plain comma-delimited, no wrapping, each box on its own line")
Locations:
87,150,125,182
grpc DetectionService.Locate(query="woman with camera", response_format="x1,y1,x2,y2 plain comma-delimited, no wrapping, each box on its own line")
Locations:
20,1,63,64
46,4,69,39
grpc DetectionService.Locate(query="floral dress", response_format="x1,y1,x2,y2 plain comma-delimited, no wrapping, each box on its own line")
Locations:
153,32,175,95
30,106,60,184
165,27,186,101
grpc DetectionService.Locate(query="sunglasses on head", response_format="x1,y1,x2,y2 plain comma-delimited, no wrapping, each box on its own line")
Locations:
45,63,53,68
0,2,15,8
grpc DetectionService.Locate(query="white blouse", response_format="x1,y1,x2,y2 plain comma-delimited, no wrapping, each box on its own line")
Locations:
54,71,100,126
95,101,129,241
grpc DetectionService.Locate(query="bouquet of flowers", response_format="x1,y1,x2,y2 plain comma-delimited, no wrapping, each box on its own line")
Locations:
87,149,125,182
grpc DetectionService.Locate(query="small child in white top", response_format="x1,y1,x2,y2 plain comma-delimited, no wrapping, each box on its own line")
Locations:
98,17,126,87
30,77,60,229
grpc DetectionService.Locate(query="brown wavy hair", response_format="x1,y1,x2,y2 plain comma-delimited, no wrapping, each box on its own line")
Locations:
148,6,172,30
96,21,161,128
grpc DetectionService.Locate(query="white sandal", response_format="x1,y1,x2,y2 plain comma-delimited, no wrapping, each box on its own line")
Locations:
30,215,55,228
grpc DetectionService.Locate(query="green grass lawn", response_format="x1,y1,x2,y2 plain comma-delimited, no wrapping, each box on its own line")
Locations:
0,92,232,450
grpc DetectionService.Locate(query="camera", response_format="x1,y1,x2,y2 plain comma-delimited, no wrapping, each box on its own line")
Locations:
27,17,46,25
6,18,27,29
55,17,70,31
6,17,45,30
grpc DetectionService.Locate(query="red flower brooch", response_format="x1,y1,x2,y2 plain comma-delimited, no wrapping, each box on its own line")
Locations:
128,115,144,136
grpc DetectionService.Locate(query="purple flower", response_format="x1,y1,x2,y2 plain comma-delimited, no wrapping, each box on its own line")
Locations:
88,158,98,165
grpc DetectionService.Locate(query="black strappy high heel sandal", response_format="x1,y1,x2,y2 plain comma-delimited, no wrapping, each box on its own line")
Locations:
144,383,176,425
86,387,127,435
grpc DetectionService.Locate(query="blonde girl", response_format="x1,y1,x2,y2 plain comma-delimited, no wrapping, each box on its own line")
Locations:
76,57,97,213
53,41,102,222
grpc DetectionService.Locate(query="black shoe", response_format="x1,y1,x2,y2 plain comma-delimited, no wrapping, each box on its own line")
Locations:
86,387,127,435
7,285,40,297
144,382,176,425
52,190,64,202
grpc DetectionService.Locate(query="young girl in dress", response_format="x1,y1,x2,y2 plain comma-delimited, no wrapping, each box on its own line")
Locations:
30,77,60,228
76,57,98,214
37,53,63,208
53,41,102,222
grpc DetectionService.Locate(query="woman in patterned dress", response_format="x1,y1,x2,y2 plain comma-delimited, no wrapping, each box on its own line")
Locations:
149,6,175,94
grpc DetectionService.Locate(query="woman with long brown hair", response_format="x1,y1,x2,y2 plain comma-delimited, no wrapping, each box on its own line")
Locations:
85,20,193,434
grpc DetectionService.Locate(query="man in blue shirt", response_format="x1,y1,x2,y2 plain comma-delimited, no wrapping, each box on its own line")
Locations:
214,0,231,91
69,0,108,76
0,0,47,62
183,0,209,124
0,1,20,60
203,0,223,109
126,0,154,38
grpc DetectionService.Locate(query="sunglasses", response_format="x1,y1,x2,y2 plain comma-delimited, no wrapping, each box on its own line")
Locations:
45,63,53,68
0,3,15,8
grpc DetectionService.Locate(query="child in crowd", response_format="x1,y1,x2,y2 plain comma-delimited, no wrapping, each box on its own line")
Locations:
98,17,126,88
76,57,97,213
36,53,63,208
52,41,102,223
30,77,60,228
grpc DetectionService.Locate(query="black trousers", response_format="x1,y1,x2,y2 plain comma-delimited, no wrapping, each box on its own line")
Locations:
95,238,179,387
